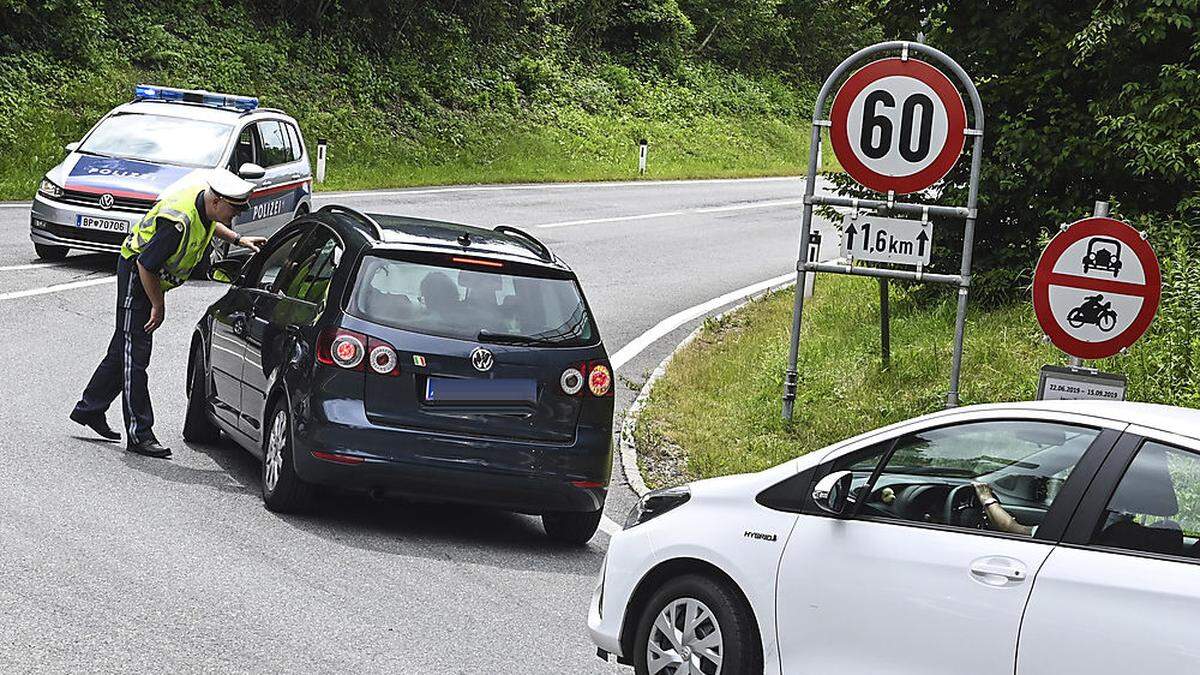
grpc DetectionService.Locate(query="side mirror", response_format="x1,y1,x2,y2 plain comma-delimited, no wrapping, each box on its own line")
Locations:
209,256,248,284
812,471,854,516
238,162,266,180
65,141,81,153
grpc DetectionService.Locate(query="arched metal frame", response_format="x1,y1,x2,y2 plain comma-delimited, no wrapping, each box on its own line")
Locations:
782,40,986,420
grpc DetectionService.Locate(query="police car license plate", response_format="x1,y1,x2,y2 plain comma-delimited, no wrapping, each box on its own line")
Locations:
76,214,129,233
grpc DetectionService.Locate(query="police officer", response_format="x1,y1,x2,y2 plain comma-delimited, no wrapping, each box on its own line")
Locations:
69,170,267,458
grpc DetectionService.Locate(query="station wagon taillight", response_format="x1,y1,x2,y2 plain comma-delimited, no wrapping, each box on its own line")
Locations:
368,338,401,376
317,328,401,375
560,367,584,395
561,362,613,397
317,329,366,370
588,364,612,397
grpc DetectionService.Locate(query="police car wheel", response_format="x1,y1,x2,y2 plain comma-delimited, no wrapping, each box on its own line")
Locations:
34,243,69,261
541,509,602,545
182,347,221,444
261,399,312,513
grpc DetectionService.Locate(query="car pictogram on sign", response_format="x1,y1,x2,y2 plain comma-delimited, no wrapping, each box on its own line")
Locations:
1033,217,1161,360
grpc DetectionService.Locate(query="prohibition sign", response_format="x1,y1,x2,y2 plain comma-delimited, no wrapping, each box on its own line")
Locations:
829,58,967,195
1033,217,1161,360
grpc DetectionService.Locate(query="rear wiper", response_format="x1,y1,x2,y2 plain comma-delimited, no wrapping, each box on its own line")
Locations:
476,330,556,346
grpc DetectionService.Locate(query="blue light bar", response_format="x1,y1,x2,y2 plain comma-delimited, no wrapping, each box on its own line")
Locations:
133,84,259,112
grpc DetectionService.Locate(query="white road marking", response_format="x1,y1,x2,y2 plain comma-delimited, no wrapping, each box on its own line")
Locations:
0,276,115,302
610,272,795,371
537,210,686,229
0,202,30,209
315,175,799,200
597,270,796,538
0,262,62,271
535,198,803,229
694,198,805,213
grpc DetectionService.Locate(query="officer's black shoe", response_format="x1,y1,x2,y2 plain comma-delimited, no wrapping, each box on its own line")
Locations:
127,438,171,459
69,409,121,441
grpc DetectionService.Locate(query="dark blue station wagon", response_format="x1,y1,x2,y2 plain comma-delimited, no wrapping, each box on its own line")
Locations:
185,205,614,543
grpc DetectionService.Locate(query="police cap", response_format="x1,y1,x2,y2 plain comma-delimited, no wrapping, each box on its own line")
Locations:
207,169,255,207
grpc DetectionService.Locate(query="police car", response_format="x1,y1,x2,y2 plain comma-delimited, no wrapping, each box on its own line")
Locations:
30,85,312,261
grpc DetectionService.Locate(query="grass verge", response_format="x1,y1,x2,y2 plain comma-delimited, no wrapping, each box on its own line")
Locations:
634,275,1076,488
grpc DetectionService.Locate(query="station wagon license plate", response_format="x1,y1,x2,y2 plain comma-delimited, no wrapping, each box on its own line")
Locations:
425,377,537,405
76,214,129,233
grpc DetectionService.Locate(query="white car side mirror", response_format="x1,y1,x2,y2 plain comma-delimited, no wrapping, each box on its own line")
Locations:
812,471,854,516
65,141,81,153
238,162,266,180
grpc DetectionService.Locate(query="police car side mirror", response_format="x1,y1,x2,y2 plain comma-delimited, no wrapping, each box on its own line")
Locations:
238,163,266,180
64,141,80,153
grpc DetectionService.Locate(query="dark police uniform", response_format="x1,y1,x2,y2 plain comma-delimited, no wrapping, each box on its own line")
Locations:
71,190,211,454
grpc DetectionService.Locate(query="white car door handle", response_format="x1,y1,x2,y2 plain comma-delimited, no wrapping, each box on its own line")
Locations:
969,556,1029,586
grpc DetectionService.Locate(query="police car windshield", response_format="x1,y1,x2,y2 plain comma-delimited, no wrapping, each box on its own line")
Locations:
79,113,233,167
348,255,598,347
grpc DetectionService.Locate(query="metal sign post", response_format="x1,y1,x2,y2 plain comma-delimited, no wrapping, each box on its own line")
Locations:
782,41,985,420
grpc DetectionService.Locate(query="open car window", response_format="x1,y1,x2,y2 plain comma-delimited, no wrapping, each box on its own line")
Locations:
834,420,1101,535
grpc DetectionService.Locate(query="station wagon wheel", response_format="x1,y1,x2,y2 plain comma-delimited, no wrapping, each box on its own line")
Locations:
261,398,312,513
182,344,221,444
633,574,761,675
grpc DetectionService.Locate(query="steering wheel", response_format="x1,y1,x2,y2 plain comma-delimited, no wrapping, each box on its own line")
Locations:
944,484,987,529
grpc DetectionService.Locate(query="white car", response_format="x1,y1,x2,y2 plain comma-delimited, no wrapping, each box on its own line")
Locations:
590,400,1200,674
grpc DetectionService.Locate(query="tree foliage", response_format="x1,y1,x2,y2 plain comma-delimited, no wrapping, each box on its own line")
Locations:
857,0,1200,305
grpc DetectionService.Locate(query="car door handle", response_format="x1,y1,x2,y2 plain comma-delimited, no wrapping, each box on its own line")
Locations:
969,557,1028,585
289,172,302,180
260,180,273,187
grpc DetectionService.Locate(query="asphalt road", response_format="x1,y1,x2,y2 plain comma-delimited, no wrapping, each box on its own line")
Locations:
0,176,835,673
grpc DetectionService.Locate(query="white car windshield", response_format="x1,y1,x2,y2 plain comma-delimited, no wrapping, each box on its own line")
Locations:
78,113,233,167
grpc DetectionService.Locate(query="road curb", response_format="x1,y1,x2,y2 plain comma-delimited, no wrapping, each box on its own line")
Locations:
618,279,797,497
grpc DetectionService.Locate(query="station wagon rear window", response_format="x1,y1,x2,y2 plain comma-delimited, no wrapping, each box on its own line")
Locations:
79,113,233,167
348,255,597,347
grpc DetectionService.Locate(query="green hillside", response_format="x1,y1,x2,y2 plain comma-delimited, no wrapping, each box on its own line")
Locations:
0,0,874,199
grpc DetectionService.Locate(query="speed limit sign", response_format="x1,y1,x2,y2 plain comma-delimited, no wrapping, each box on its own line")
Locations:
830,57,967,195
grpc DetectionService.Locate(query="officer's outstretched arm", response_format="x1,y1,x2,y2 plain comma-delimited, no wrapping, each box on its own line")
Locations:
137,262,166,334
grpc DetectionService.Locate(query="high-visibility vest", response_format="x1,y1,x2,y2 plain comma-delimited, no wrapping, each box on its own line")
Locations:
121,183,215,291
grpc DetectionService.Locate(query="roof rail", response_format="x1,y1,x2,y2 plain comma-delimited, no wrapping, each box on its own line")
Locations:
241,106,288,117
493,225,553,262
320,204,384,239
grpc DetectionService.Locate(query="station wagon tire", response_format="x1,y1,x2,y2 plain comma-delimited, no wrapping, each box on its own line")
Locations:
261,399,313,513
182,346,221,444
633,574,761,675
34,243,69,261
542,509,602,544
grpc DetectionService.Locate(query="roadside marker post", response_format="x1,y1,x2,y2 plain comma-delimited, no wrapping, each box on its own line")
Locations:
638,139,648,175
782,41,985,420
316,138,328,184
1031,201,1160,401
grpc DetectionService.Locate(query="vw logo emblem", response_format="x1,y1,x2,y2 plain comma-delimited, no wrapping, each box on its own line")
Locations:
470,347,494,372
98,193,115,210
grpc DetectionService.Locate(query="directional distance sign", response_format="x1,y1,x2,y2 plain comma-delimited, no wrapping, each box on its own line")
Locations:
841,214,932,266
830,57,967,195
1033,217,1161,360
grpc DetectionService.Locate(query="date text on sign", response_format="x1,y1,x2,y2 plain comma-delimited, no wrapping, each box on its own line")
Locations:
840,214,932,267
